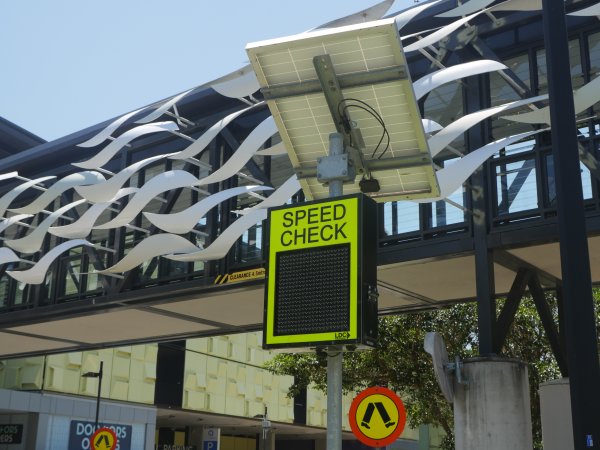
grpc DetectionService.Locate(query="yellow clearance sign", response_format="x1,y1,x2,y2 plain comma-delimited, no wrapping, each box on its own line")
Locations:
265,195,360,348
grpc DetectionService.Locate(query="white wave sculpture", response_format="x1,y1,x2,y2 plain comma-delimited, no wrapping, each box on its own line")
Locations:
93,170,201,230
413,60,507,100
236,175,301,215
0,176,56,217
168,104,259,161
6,240,93,284
135,89,194,124
98,234,200,274
568,3,600,18
0,248,23,265
8,171,105,215
196,116,277,186
404,10,486,53
144,185,273,234
417,131,542,202
436,0,496,17
77,108,146,148
73,121,179,170
0,214,33,234
395,0,443,30
428,94,548,157
5,200,86,254
75,154,174,203
501,75,600,124
165,209,268,262
49,188,139,239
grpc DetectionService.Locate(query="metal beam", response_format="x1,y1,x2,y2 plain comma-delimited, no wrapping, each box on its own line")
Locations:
260,65,408,101
527,272,568,376
494,268,530,353
542,1,600,446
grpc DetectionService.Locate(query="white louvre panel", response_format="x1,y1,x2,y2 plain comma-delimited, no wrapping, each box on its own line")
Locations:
247,18,439,201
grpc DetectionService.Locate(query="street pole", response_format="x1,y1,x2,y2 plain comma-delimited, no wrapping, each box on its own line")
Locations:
82,361,104,431
541,1,600,448
95,361,103,431
326,132,344,450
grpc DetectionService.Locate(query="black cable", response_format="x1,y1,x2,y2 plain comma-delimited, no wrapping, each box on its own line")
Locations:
336,98,391,161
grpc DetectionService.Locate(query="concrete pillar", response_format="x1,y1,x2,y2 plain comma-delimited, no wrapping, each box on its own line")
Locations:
453,357,533,450
539,378,574,450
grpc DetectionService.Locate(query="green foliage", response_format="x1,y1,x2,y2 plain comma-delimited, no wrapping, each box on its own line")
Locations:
265,291,600,450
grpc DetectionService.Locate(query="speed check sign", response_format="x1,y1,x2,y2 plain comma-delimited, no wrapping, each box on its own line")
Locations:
264,194,378,350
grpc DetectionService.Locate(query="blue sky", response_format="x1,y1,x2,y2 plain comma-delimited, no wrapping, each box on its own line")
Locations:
0,0,408,141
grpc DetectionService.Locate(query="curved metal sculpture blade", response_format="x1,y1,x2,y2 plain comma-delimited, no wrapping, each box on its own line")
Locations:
0,172,18,182
94,170,200,230
501,75,600,124
422,119,443,135
77,108,145,148
6,239,92,284
0,214,33,234
49,188,139,239
5,200,86,254
315,0,395,30
0,176,56,218
73,121,179,170
237,175,301,215
0,248,21,265
404,11,486,53
8,171,105,215
569,3,600,17
135,89,194,124
196,116,278,186
168,104,259,161
144,185,273,234
165,175,299,262
256,141,287,156
75,153,174,203
209,65,261,99
428,94,548,157
165,209,268,262
413,60,507,100
98,234,200,273
417,131,541,202
490,0,542,11
436,0,495,18
395,0,443,31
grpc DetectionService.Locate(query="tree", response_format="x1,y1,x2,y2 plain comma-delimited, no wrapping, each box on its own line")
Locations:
265,290,600,449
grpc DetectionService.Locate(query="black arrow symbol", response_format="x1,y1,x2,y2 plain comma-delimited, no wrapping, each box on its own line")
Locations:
95,434,111,449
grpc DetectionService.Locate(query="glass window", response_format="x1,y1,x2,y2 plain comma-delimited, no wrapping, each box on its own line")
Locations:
490,53,530,107
537,39,583,95
496,158,538,215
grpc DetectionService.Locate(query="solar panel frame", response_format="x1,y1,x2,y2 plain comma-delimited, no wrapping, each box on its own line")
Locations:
247,18,439,201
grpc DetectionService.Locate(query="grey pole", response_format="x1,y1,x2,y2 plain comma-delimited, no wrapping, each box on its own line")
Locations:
326,132,344,450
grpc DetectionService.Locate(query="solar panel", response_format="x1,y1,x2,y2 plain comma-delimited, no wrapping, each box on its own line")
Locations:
247,18,439,201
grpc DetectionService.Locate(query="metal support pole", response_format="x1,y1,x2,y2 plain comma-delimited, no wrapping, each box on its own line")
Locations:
326,132,344,450
541,1,600,448
95,361,103,430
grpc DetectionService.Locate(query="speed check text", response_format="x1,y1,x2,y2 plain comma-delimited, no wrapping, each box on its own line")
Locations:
280,203,348,247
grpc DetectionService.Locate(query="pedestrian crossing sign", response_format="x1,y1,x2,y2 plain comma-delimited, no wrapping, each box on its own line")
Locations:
349,386,407,447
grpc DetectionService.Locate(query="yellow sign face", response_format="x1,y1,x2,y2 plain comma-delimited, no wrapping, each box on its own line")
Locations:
91,427,117,450
354,393,400,440
349,386,407,447
265,196,360,347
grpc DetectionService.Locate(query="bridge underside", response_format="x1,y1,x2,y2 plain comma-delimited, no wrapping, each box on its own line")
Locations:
1,234,598,358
